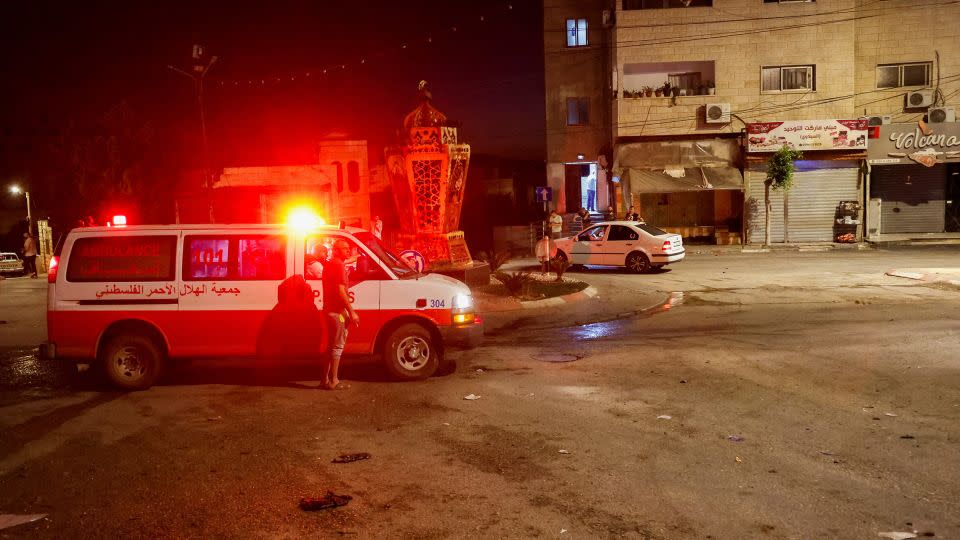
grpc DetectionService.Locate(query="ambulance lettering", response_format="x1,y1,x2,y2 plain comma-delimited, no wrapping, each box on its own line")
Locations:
429,299,445,308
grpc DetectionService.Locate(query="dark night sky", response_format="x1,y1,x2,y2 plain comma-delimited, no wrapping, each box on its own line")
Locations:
0,0,545,235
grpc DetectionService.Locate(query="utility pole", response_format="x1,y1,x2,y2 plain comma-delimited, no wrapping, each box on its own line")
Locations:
168,45,218,222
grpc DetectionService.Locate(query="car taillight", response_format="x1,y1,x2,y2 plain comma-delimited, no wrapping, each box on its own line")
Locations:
47,256,58,283
662,240,671,252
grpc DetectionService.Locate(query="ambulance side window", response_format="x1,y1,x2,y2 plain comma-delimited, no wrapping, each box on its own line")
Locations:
304,235,387,283
66,235,177,282
185,235,286,281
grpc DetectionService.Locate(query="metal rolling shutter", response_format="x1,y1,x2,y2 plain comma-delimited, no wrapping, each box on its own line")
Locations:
872,165,946,234
745,168,859,243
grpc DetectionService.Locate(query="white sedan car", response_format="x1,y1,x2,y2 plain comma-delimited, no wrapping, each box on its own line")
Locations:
554,221,685,273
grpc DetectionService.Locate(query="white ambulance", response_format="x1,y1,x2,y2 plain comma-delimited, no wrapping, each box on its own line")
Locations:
41,222,482,390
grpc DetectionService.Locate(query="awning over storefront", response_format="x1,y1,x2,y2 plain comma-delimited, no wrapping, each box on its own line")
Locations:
614,139,743,193
625,166,743,192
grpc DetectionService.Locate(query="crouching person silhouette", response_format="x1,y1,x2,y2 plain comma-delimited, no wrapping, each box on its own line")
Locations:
257,275,329,382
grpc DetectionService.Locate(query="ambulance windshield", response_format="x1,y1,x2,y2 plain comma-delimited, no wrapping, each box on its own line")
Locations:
354,232,418,278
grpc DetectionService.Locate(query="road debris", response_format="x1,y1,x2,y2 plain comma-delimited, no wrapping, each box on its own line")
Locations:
560,529,567,534
332,452,371,464
819,451,835,456
877,532,917,540
207,416,223,421
558,449,571,454
299,492,353,511
899,435,915,440
0,514,46,531
463,394,481,400
727,435,745,442
735,456,743,464
656,415,672,420
885,412,898,417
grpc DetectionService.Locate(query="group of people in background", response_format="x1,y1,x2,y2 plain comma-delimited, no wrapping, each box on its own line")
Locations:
545,205,644,238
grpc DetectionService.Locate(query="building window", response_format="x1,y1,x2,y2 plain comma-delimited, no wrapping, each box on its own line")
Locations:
761,65,815,93
566,18,588,47
566,98,589,126
876,62,932,89
347,161,361,193
623,0,712,9
333,161,343,193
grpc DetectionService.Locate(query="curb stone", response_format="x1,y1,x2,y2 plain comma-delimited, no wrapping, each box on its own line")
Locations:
520,285,598,309
886,268,960,285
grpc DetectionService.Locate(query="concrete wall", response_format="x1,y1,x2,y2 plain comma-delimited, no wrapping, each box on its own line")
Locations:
543,0,612,179
613,0,859,138
854,0,960,120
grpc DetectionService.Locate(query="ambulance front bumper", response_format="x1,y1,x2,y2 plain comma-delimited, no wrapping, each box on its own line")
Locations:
440,317,484,350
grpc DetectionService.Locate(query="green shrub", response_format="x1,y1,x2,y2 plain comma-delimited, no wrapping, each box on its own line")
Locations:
493,270,532,297
478,250,512,272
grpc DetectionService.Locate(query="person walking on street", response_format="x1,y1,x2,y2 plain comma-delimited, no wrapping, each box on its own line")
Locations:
548,210,563,239
372,215,384,240
322,239,360,390
22,232,38,279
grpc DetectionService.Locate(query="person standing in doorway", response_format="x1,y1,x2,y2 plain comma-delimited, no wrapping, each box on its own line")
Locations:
322,239,360,390
372,215,384,240
586,172,597,212
22,232,38,279
548,210,563,239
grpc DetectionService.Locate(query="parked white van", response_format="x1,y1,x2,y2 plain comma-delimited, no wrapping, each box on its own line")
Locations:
41,223,482,389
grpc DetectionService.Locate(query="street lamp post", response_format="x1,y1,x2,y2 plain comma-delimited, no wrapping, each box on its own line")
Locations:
9,185,32,235
168,45,218,222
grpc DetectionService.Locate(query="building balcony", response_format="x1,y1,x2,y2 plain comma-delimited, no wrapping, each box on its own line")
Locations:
620,61,716,99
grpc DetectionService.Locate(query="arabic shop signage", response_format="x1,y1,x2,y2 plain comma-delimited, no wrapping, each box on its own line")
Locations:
867,122,960,166
746,119,869,153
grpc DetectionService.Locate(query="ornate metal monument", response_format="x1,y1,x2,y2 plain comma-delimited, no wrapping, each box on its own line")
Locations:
385,82,472,268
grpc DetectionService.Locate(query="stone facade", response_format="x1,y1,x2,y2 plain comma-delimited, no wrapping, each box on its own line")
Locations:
544,0,960,148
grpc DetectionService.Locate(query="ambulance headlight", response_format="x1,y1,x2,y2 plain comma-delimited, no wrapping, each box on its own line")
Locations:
452,293,473,311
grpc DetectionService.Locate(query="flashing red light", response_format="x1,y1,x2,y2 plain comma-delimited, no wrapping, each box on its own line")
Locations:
48,256,59,283
112,215,127,226
662,240,672,252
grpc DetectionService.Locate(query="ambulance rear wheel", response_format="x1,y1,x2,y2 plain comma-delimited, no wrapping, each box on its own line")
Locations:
100,334,164,391
383,323,439,381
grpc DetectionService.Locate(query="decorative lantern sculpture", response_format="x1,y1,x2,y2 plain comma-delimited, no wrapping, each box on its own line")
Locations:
384,82,472,268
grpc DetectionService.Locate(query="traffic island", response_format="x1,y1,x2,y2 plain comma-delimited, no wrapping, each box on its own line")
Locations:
472,272,593,313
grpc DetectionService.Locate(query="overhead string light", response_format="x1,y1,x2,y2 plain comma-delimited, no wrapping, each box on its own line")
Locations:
211,0,517,89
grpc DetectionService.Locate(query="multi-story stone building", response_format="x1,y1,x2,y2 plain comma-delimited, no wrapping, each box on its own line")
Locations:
544,0,960,244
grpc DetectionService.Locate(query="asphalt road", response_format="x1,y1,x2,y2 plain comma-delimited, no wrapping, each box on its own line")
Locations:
1,247,959,538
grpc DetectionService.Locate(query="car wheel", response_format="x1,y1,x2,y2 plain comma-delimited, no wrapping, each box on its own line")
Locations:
554,250,568,263
100,334,164,391
626,252,650,274
382,323,439,381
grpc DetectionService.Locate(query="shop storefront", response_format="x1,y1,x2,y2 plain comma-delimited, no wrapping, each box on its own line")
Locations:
866,122,960,237
613,138,744,244
744,119,868,244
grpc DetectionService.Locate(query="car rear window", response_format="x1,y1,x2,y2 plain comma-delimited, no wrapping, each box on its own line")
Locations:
66,236,177,282
636,224,668,236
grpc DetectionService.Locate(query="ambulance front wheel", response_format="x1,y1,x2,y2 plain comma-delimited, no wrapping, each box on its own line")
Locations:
382,323,439,381
99,334,164,391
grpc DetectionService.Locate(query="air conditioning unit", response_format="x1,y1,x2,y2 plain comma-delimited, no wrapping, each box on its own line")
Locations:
905,89,934,109
705,103,731,124
866,115,891,127
928,106,956,123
